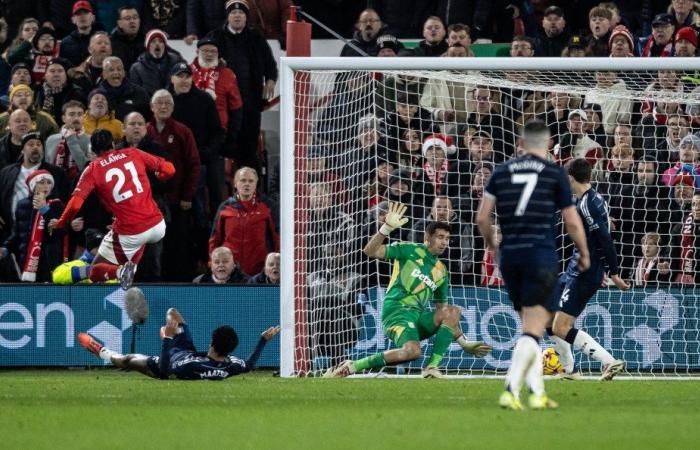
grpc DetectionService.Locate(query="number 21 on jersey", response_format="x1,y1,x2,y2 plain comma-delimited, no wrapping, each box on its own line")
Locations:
511,173,538,216
106,161,144,203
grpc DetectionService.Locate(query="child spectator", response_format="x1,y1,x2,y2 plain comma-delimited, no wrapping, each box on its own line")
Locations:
632,232,672,287
586,6,613,56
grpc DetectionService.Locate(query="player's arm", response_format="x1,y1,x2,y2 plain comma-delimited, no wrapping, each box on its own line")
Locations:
476,194,497,252
48,195,84,230
135,148,176,181
226,326,280,376
363,202,408,259
562,206,590,272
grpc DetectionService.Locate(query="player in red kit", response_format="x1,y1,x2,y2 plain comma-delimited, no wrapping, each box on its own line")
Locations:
49,129,175,289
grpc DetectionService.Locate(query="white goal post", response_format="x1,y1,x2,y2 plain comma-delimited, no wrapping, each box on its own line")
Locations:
280,57,700,378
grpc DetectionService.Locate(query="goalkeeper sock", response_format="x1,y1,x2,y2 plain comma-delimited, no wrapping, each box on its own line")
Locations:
550,335,575,373
524,345,545,397
570,328,615,365
98,347,121,362
427,324,455,368
505,334,539,398
352,352,385,372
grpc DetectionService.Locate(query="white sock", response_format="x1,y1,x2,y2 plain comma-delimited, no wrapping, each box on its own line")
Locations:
505,335,539,399
525,346,545,396
551,335,575,373
99,347,122,362
572,330,615,365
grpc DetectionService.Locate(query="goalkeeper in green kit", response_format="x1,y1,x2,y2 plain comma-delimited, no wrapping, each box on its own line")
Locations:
325,202,492,378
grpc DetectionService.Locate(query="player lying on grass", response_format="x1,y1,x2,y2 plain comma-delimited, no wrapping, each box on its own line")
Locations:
79,308,280,380
546,158,629,381
325,202,491,379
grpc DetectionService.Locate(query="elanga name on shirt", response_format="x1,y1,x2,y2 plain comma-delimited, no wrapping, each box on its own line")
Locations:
99,152,127,167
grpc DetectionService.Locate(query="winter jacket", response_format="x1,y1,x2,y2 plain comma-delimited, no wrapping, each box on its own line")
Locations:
340,28,386,57
59,29,94,67
192,267,249,284
245,0,293,41
7,40,61,84
248,271,278,284
129,50,185,97
0,134,23,170
535,27,572,57
110,27,145,71
1,0,42,39
82,111,124,142
95,79,151,121
94,0,143,33
367,0,435,38
147,117,201,203
410,39,449,57
205,24,277,111
208,194,280,276
170,85,224,162
34,82,87,125
37,0,76,39
187,0,226,38
190,58,243,133
2,194,64,282
0,108,59,142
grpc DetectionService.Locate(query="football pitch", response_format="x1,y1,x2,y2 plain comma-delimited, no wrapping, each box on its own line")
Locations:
2,370,699,450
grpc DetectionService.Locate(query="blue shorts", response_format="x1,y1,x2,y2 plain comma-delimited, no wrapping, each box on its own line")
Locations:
556,274,601,317
500,251,559,311
146,325,196,378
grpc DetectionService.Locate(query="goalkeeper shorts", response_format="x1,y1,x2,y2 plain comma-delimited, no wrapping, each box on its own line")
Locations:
382,308,439,347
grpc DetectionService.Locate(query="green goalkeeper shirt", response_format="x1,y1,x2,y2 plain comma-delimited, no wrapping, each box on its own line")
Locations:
382,242,449,317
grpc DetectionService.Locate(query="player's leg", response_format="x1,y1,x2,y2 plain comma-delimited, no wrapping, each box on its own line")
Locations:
544,276,576,376
111,354,160,378
430,305,492,358
88,230,131,284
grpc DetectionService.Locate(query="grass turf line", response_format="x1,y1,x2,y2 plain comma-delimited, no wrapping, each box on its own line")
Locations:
1,370,698,450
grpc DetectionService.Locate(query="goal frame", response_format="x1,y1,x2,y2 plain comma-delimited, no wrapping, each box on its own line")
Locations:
279,56,700,378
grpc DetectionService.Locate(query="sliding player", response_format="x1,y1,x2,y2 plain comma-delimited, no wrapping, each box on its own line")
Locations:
79,308,280,380
325,202,491,379
49,129,175,289
477,119,590,410
547,158,629,381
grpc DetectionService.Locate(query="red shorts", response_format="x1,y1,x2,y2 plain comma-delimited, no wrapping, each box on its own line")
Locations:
98,220,166,265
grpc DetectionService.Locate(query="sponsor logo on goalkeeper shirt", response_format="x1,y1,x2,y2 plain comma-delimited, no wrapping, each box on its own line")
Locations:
410,268,437,291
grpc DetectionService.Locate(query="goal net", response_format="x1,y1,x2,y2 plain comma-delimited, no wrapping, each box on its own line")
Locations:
280,57,700,378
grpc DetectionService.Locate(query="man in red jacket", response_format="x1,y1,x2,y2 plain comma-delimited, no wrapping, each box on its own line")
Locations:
209,166,279,275
147,89,202,281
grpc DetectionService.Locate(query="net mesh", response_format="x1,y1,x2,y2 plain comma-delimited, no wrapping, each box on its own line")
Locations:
291,67,700,377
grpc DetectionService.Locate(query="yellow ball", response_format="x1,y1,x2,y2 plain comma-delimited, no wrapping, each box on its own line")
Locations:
542,347,564,375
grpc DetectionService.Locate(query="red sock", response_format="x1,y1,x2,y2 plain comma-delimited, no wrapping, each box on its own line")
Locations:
90,263,119,282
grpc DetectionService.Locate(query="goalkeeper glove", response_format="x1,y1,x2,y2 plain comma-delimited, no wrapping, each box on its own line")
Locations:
379,202,409,236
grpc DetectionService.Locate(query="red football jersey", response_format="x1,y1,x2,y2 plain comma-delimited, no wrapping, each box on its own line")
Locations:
74,148,166,235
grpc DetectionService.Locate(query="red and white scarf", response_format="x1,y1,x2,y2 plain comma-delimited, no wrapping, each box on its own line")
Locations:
481,248,503,287
53,128,80,180
191,59,219,99
676,212,697,285
423,159,448,193
22,207,46,281
634,257,657,287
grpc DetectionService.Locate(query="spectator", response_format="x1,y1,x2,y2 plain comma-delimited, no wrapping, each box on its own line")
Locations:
110,6,145,70
466,86,508,158
0,167,64,282
586,5,613,57
82,89,124,142
661,134,700,186
35,57,86,125
669,0,700,29
410,196,474,286
417,134,453,201
553,109,603,166
0,109,32,170
7,26,60,84
447,131,493,198
535,5,571,57
95,56,150,121
543,90,581,146
673,26,698,56
190,37,243,157
653,113,690,167
584,71,632,136
375,34,403,57
130,29,185,98
206,0,277,173
446,23,473,56
241,0,292,46
194,246,250,283
59,1,98,67
147,89,201,281
116,111,171,282
384,168,424,226
632,232,672,287
608,24,635,56
169,61,226,215
384,90,437,154
44,100,90,181
411,16,448,57
0,84,59,141
209,166,279,276
0,3,40,43
3,18,39,62
142,0,187,39
51,227,105,284
367,0,433,38
3,62,33,108
93,0,141,33
185,0,226,43
39,1,83,39
669,189,700,284
0,132,67,244
639,13,675,57
510,34,535,57
596,143,636,206
562,34,587,56
249,252,280,284
68,31,112,91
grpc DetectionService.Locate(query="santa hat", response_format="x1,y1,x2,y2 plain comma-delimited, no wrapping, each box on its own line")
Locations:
422,134,456,157
608,25,634,52
145,29,168,49
26,169,54,192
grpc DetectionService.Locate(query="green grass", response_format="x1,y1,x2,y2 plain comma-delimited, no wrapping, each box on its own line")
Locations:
1,370,699,450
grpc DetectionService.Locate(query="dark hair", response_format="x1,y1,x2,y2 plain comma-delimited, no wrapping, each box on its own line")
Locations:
211,325,239,356
117,5,139,19
90,129,114,155
62,100,85,114
512,34,535,47
426,221,451,236
447,23,471,35
566,158,592,183
523,118,549,135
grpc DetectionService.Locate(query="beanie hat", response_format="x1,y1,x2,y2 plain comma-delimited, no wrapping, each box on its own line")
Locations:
21,131,42,149
145,29,168,49
225,0,249,15
676,26,698,47
388,169,413,188
47,57,72,72
32,27,56,49
85,228,105,251
10,62,30,76
10,84,33,103
680,133,700,152
87,89,110,111
422,134,456,157
376,34,403,54
608,25,634,52
26,169,53,192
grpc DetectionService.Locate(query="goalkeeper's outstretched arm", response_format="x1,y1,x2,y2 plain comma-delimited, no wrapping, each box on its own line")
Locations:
363,202,408,259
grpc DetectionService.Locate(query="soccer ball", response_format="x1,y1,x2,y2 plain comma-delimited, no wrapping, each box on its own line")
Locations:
543,347,564,375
